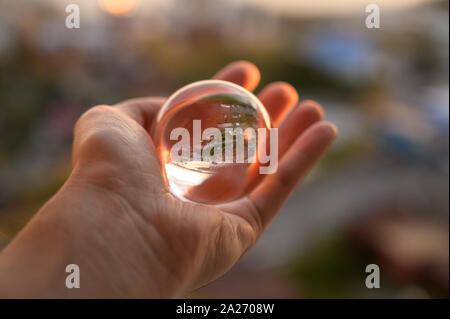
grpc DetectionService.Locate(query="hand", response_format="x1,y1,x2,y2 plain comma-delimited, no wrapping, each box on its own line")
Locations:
0,61,337,298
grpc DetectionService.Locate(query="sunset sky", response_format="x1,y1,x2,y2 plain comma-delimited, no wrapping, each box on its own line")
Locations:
45,0,440,18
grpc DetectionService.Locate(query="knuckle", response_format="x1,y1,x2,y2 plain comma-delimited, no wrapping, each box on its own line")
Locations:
277,168,295,189
276,151,310,189
81,128,115,149
237,222,258,253
75,105,111,131
73,105,122,162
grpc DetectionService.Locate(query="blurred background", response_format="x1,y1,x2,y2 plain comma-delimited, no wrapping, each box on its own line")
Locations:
0,0,448,298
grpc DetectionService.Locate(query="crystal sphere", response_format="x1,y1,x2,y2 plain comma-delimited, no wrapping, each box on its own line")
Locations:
155,80,271,204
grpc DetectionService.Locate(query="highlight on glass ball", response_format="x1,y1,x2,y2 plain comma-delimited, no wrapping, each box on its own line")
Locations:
154,80,277,204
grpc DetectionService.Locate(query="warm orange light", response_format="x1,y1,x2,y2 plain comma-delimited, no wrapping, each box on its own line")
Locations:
244,129,253,142
98,0,140,17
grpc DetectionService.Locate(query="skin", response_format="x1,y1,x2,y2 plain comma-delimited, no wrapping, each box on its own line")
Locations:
0,61,337,298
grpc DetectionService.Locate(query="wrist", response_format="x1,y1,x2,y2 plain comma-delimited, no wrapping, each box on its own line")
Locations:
0,171,182,298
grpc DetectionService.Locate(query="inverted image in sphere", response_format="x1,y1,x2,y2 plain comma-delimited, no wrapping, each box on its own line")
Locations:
155,80,271,204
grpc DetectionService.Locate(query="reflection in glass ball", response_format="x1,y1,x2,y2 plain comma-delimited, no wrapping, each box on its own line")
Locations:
155,80,271,204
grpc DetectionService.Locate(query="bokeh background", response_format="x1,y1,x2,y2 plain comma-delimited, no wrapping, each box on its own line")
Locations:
0,0,448,298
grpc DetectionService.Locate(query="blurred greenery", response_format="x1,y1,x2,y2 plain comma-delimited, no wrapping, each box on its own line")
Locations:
288,233,394,298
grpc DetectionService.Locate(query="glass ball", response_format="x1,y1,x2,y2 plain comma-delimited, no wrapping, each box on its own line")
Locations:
155,80,271,204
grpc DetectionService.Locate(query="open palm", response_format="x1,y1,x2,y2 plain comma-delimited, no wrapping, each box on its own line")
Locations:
70,61,337,297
